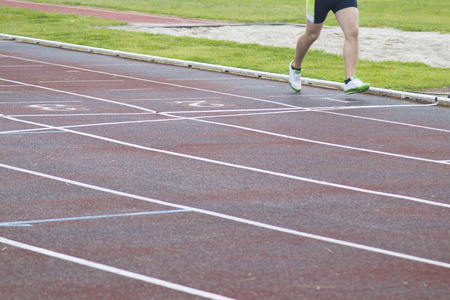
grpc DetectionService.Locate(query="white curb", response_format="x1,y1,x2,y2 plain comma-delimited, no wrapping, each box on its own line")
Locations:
1,33,448,105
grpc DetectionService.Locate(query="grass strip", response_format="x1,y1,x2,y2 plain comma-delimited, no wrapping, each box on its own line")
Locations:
24,0,450,32
0,7,448,92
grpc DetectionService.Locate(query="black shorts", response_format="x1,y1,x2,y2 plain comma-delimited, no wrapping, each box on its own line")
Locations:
306,0,358,24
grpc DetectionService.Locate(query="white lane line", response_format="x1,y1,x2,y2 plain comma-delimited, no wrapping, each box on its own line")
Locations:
127,96,224,102
1,54,298,109
0,237,235,300
0,78,156,114
8,112,152,117
8,107,304,117
109,88,154,91
0,65,43,68
39,80,124,83
3,114,449,208
0,130,62,135
0,162,449,269
3,54,447,134
320,97,355,103
0,209,190,227
157,102,440,116
0,116,181,135
1,105,446,165
165,112,448,165
169,78,243,81
0,101,82,105
320,110,450,133
2,53,447,164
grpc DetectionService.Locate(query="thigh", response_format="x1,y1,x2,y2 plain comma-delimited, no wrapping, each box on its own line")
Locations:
335,6,359,35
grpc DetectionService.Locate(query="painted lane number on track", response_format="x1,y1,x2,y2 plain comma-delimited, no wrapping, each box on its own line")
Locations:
175,100,224,108
29,104,78,111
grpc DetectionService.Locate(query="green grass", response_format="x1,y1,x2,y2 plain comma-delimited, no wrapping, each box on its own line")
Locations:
0,7,448,92
25,0,450,32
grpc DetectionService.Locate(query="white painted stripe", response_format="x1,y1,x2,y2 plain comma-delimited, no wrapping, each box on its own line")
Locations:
0,78,156,114
2,54,447,134
321,110,450,133
0,237,236,300
7,112,152,117
109,88,154,91
0,130,62,135
128,96,224,101
0,65,43,68
3,115,449,208
0,209,190,227
7,105,443,168
39,80,124,83
0,55,298,109
172,113,449,165
0,163,448,269
0,101,82,105
320,97,354,103
1,104,446,165
161,107,306,115
6,104,433,167
169,78,243,81
0,117,178,135
160,102,438,114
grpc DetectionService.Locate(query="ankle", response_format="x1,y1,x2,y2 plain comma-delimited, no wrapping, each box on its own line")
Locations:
345,76,355,84
291,63,302,71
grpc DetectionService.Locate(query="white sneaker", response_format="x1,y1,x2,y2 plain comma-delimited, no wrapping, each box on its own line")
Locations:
343,76,370,94
289,61,302,92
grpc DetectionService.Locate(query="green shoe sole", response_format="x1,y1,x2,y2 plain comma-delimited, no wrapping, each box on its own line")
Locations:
289,82,301,92
345,83,370,94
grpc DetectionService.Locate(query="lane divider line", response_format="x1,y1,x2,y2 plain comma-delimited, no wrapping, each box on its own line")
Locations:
0,78,157,113
0,55,299,109
3,114,449,208
162,112,449,165
0,55,446,135
0,209,190,227
0,162,449,269
0,237,236,300
1,54,446,136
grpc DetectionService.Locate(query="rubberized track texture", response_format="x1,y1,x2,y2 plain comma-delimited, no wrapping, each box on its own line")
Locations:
0,40,449,300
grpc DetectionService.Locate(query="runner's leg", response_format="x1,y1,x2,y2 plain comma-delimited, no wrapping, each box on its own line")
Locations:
335,7,359,79
292,20,324,69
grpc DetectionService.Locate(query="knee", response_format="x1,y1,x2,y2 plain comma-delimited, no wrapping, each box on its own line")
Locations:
345,26,359,40
303,30,321,44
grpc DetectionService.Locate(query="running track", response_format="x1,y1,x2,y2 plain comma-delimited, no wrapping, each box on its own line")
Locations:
0,40,449,299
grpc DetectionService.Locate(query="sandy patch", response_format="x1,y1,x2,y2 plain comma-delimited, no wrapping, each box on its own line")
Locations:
107,24,450,69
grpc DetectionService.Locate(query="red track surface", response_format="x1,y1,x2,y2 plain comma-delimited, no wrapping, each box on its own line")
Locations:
0,0,229,26
0,3,449,299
